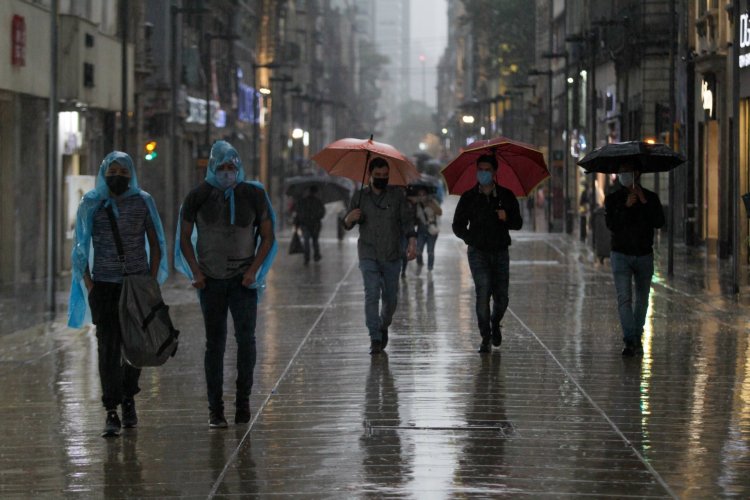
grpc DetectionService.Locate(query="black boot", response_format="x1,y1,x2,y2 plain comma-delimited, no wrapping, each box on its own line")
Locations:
121,398,138,428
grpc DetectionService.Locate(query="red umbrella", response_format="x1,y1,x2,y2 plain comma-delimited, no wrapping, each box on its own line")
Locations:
311,136,419,187
442,137,550,197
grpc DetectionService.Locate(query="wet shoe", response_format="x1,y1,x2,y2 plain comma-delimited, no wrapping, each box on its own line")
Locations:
621,341,637,357
478,338,491,353
121,398,138,428
491,324,502,347
314,254,322,262
380,328,389,350
209,410,228,428
369,340,382,355
235,404,251,424
102,410,121,438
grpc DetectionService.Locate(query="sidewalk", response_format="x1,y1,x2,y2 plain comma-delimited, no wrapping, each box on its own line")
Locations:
1,202,749,497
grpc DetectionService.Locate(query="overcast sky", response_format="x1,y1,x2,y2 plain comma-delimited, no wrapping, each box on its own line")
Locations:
409,0,448,108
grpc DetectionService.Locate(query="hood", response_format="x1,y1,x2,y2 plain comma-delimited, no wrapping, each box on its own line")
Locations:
95,151,140,199
205,140,246,189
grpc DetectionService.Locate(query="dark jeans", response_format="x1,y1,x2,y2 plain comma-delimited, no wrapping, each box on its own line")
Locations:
90,281,141,410
467,247,510,339
199,275,258,411
359,259,401,341
417,227,438,270
610,251,654,343
300,223,321,262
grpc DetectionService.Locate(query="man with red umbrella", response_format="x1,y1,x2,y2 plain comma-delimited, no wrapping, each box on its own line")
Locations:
452,154,523,353
343,157,417,354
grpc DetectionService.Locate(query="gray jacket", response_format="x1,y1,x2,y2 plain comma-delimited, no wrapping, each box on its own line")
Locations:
347,187,416,262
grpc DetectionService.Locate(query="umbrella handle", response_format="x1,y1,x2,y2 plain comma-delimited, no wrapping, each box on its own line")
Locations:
356,137,373,208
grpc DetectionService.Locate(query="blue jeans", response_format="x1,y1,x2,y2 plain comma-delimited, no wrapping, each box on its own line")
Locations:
199,275,258,411
610,251,654,343
467,247,509,339
417,227,438,270
359,259,401,341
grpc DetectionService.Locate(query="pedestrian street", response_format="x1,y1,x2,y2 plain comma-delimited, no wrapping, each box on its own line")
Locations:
1,202,749,498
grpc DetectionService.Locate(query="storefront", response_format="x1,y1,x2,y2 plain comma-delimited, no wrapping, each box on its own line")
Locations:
739,10,750,266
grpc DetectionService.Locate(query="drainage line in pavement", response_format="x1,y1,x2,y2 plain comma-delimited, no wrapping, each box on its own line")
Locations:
207,259,358,499
507,308,679,500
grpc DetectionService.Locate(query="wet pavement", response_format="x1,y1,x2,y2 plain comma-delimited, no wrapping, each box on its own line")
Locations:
1,200,750,498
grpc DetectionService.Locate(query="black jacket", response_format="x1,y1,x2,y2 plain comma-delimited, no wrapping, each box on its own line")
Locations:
604,185,665,256
452,184,523,252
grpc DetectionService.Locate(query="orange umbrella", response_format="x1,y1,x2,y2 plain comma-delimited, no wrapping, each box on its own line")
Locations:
311,136,419,187
442,137,550,197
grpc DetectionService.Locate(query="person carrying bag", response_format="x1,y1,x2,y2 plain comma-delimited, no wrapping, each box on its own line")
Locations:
67,151,170,438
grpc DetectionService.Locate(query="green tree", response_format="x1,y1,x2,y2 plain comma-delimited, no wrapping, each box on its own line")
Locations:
460,0,535,87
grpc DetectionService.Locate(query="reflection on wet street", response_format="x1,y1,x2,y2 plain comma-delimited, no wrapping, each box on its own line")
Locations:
1,200,750,498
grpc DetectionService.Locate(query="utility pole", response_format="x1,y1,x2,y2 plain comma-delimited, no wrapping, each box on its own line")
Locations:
46,0,58,315
668,0,676,276
120,0,129,151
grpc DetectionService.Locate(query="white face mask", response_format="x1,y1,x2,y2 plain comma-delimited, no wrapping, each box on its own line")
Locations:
618,172,635,187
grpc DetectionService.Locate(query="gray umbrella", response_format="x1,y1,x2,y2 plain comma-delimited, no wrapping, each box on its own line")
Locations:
284,176,354,205
577,141,685,174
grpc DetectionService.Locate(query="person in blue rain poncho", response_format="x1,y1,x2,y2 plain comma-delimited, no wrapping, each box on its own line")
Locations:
68,151,168,437
175,140,277,429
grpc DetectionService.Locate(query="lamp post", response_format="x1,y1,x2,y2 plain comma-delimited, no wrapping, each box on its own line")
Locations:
252,62,281,176
529,68,554,231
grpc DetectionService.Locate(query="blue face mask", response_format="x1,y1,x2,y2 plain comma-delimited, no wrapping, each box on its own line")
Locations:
477,170,494,186
617,172,635,187
216,170,237,189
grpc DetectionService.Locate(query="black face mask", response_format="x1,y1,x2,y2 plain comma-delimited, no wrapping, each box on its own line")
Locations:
106,175,130,196
372,177,389,190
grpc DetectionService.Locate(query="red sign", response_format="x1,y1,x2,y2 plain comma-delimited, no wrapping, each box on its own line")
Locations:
11,15,26,67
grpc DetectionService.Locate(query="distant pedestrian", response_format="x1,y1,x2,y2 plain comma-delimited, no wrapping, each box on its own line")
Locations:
343,157,417,354
176,141,277,428
604,164,664,356
452,154,522,353
414,187,442,271
68,151,168,437
294,185,326,263
400,192,418,277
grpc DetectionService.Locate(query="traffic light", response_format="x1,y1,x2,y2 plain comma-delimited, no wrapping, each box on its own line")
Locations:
144,140,158,161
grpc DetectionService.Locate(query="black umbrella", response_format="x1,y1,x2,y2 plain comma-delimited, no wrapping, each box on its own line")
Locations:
284,176,354,205
577,141,685,174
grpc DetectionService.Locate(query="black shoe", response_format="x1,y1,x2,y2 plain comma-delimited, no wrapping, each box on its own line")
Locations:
369,340,383,355
491,324,502,347
209,409,228,428
314,254,322,262
235,404,251,424
380,328,389,350
478,338,491,353
635,339,644,355
621,342,637,357
416,256,423,266
121,398,138,428
102,410,121,438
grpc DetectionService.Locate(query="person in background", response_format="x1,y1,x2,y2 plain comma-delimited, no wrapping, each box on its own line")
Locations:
294,185,326,264
604,164,664,357
414,186,442,271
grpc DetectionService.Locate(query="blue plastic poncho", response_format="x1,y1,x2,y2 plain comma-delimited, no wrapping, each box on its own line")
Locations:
68,151,169,328
174,140,278,299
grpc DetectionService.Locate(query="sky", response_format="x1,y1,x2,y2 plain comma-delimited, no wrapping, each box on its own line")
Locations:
408,0,448,108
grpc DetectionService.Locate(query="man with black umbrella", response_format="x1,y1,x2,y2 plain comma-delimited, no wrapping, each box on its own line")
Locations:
604,164,665,356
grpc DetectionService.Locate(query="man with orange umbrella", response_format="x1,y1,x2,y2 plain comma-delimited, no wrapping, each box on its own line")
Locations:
343,157,417,354
451,154,523,353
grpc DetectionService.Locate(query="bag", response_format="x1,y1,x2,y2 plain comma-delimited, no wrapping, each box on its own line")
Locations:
427,222,440,236
119,274,180,367
105,206,179,368
289,228,304,254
